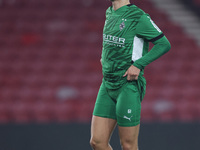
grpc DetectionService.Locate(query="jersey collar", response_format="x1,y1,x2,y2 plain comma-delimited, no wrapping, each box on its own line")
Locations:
111,4,134,14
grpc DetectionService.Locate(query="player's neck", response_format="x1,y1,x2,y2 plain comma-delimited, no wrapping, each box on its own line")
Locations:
112,0,130,11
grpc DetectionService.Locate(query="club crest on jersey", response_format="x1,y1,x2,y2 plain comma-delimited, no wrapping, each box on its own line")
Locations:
120,21,125,31
120,19,127,31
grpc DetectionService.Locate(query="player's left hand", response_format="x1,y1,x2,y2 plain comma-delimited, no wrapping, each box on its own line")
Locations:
123,65,140,81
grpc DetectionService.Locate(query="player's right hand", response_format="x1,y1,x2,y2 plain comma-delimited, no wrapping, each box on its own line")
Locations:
123,65,140,81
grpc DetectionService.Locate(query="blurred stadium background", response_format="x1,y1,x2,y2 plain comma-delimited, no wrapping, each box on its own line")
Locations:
0,0,200,149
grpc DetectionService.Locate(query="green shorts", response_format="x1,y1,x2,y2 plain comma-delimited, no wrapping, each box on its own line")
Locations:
93,78,146,127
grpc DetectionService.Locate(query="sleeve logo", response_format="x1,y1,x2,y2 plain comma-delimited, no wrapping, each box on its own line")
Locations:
147,16,161,33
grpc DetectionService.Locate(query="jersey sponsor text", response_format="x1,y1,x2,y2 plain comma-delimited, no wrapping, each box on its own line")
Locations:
103,34,125,47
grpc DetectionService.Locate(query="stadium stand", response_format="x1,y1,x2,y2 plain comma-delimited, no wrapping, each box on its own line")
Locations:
0,0,199,123
182,0,200,17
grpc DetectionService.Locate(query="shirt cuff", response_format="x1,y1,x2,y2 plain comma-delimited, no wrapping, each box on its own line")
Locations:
133,62,144,70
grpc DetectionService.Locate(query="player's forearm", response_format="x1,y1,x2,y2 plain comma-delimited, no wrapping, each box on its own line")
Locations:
133,36,171,69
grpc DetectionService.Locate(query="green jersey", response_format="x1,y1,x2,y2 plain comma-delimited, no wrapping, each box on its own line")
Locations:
101,4,170,89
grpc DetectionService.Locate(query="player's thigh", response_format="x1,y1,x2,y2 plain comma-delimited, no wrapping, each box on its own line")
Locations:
116,81,141,127
91,115,117,144
91,82,117,143
118,124,140,149
93,82,116,120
